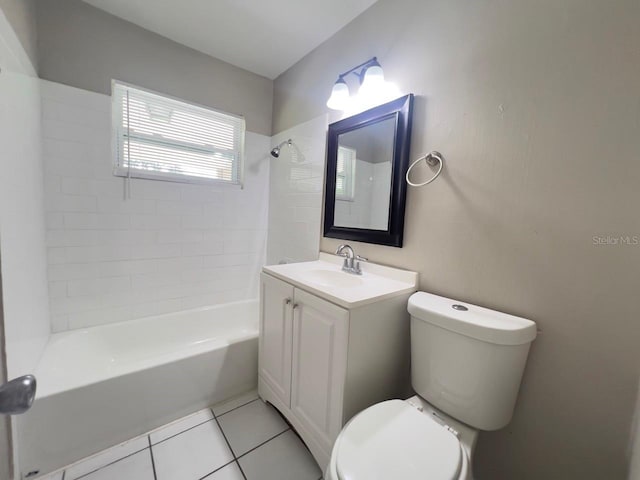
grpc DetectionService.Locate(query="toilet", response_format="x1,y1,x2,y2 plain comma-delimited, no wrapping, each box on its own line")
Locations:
325,291,537,480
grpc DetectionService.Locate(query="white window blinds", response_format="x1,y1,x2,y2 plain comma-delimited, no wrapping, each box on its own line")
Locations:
336,146,356,200
112,82,245,185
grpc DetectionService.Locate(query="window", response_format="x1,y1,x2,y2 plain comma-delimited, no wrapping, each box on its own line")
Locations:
336,146,356,201
112,81,245,185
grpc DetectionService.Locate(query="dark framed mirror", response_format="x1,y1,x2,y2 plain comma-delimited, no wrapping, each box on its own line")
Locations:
324,94,414,247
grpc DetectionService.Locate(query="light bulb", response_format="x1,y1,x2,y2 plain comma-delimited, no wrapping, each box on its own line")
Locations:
326,78,350,110
357,61,387,110
361,63,385,90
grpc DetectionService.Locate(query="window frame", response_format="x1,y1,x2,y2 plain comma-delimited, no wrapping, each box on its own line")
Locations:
335,145,356,202
111,80,246,187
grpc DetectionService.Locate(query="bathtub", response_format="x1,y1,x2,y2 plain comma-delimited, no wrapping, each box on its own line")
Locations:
18,300,259,478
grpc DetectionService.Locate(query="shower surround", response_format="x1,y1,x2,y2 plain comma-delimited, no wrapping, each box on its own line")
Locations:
41,80,270,332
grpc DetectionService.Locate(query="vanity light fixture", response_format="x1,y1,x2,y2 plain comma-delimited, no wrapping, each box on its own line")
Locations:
326,78,350,110
326,57,398,112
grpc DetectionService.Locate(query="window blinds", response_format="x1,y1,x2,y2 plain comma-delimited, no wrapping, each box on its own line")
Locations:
112,82,245,185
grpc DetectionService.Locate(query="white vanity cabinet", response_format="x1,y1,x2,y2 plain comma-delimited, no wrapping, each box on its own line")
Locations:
258,254,418,471
290,288,349,449
259,273,294,407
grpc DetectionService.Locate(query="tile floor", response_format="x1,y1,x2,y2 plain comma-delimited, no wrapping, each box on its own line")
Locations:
38,390,323,480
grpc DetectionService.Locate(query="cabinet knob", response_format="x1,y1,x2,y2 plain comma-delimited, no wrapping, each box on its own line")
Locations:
285,298,292,305
292,303,299,310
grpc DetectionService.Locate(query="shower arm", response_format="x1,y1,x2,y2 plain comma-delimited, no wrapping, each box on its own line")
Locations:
275,139,292,149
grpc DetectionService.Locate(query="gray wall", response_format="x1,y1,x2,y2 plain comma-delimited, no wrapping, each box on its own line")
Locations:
631,383,640,480
0,0,37,69
273,0,640,479
0,267,9,480
36,0,273,135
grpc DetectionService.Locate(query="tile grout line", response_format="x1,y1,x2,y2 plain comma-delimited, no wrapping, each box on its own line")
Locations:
62,412,210,480
235,428,290,461
149,394,261,448
58,396,262,480
72,446,149,480
211,408,248,480
151,416,215,447
212,396,260,419
148,436,158,480
197,459,237,480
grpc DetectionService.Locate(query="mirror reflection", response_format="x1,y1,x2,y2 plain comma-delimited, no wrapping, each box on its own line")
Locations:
334,117,395,231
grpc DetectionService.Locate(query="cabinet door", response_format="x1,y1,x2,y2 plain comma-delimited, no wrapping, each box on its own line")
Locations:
259,273,294,406
291,288,349,450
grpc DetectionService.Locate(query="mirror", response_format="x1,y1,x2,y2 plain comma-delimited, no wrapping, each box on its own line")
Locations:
324,94,414,247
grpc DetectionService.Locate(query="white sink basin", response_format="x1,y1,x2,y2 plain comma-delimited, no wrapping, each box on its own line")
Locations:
304,269,364,288
262,253,418,308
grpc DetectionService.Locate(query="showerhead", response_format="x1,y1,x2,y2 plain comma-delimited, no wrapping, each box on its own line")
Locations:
270,139,292,158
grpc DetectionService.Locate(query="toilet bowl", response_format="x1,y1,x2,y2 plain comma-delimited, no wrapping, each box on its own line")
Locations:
325,396,476,480
325,291,537,480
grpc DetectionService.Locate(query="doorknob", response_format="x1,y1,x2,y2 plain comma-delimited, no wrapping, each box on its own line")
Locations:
0,375,36,415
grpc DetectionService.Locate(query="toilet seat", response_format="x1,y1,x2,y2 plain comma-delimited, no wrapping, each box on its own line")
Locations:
334,400,463,480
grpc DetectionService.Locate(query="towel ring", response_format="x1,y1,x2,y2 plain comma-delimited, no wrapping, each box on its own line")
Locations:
406,151,444,187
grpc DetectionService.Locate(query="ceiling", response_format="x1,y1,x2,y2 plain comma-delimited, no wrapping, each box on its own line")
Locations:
82,0,378,79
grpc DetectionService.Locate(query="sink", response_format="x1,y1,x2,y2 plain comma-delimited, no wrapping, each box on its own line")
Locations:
304,269,364,288
262,253,418,308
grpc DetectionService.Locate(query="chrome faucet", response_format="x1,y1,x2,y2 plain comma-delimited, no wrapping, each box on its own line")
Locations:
335,244,367,275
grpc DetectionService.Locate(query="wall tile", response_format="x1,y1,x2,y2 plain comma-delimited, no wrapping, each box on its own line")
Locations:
130,299,182,319
67,305,133,329
48,281,67,298
67,276,131,297
42,82,269,330
64,245,133,263
64,213,130,230
130,272,182,290
267,115,327,265
97,196,157,215
131,214,181,230
157,230,203,244
47,247,67,264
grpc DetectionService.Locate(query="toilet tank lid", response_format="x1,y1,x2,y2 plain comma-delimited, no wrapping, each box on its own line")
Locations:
408,292,537,345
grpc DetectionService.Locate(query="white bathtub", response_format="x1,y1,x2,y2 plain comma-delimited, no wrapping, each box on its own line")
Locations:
18,300,259,478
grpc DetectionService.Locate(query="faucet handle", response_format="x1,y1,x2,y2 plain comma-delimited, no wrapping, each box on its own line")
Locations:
354,255,368,275
0,375,36,415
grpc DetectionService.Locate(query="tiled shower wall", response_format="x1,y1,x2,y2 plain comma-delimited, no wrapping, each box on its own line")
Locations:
0,71,50,377
267,115,328,265
335,161,392,230
42,81,270,332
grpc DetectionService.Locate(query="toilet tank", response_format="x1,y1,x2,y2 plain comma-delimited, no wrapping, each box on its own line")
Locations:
408,292,537,431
